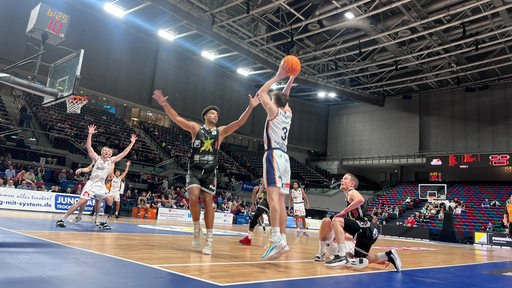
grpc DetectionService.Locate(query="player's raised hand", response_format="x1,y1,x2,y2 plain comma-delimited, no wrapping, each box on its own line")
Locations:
130,134,137,143
152,89,168,105
88,124,97,134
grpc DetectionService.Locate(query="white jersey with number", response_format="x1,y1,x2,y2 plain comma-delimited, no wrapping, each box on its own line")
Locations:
111,176,122,193
264,109,292,152
81,158,112,200
291,188,304,203
263,109,292,193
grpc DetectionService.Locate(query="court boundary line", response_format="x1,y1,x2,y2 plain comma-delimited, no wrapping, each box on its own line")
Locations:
0,226,222,287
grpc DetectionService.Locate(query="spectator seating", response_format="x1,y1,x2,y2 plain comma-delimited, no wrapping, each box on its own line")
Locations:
25,94,162,164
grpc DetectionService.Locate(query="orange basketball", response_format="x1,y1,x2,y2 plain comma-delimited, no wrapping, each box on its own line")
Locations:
281,55,301,76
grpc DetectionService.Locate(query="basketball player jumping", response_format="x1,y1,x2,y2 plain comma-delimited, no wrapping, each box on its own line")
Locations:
56,124,136,230
258,61,296,260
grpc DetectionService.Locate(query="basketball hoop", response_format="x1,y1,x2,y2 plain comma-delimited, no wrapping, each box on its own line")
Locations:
66,95,88,114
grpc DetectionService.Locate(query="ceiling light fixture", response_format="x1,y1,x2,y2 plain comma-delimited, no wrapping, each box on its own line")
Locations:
344,11,355,20
328,92,337,98
158,29,176,41
201,50,217,61
104,2,126,18
236,68,251,76
318,91,326,98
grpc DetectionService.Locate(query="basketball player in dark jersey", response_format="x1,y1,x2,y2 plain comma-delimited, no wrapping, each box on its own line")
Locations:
152,89,260,255
239,179,271,245
324,173,402,271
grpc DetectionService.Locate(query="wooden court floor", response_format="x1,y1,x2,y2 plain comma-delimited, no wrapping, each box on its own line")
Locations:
1,209,511,288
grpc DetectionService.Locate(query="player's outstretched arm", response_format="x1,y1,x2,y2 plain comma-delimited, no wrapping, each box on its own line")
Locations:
111,134,137,163
259,62,289,117
120,160,131,180
219,94,260,140
152,89,200,135
86,124,99,162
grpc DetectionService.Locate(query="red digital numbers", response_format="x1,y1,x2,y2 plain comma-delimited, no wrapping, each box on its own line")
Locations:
429,172,442,181
47,19,63,35
489,154,510,166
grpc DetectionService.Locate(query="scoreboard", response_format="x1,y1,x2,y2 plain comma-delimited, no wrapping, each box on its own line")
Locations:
427,153,512,181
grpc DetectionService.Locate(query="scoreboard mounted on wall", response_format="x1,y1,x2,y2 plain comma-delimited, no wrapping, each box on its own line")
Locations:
427,153,512,181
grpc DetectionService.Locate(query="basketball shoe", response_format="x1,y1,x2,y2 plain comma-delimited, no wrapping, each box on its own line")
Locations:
73,216,82,223
385,249,402,271
192,228,202,248
324,254,350,267
56,219,66,228
239,236,252,245
202,241,212,255
313,253,325,262
261,240,287,260
347,257,369,269
99,222,112,230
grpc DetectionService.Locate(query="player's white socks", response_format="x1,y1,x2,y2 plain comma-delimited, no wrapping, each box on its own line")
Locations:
318,240,326,255
193,221,200,232
337,243,346,256
376,252,388,261
271,227,281,242
248,231,254,239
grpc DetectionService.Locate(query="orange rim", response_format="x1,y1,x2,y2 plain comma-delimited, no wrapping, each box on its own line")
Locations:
67,95,88,103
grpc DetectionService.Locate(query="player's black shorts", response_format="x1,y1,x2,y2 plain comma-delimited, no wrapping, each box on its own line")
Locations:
343,217,379,258
186,168,217,194
257,197,270,213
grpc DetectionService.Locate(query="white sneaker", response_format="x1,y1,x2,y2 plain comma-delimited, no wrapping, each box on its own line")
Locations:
202,241,212,255
192,228,202,248
73,216,82,223
348,257,369,269
261,240,287,260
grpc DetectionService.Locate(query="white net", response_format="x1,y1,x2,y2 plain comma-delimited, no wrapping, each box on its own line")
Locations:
66,96,88,114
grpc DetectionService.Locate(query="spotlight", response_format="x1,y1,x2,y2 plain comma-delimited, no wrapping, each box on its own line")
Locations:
318,91,326,98
104,2,125,18
201,50,217,61
158,29,176,41
237,68,251,76
344,11,355,20
328,92,336,98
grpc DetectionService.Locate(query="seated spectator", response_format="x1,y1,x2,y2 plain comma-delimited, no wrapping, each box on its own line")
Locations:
405,216,416,227
481,199,490,208
490,199,500,207
486,222,494,232
438,209,445,220
5,180,15,188
4,165,16,181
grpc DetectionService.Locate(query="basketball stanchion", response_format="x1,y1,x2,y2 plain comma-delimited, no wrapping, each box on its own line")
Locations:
66,95,88,114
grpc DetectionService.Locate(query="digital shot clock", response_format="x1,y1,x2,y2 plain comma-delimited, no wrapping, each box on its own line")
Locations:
26,2,70,46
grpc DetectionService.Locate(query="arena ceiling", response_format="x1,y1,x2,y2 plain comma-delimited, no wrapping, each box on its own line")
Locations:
107,0,512,106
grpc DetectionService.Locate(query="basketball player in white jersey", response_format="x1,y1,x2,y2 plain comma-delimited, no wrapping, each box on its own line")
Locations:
109,160,131,219
289,181,310,237
258,61,297,260
56,124,136,230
